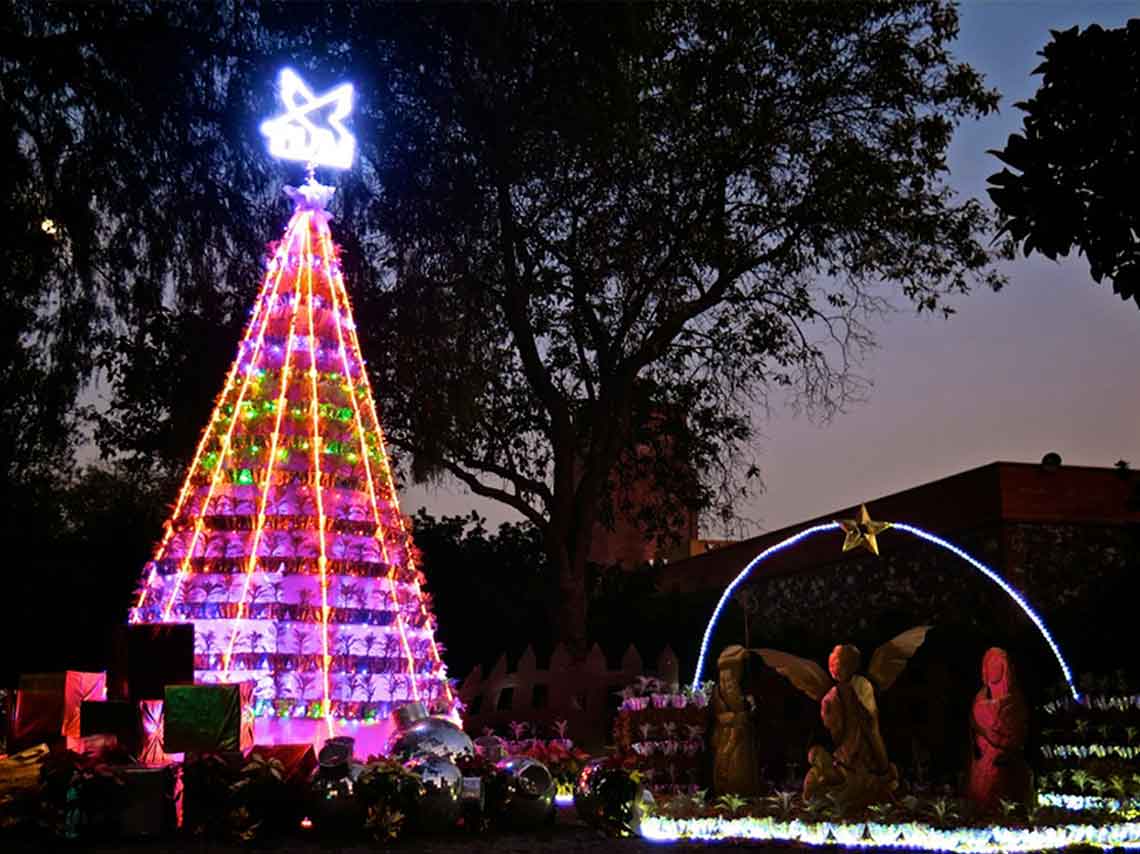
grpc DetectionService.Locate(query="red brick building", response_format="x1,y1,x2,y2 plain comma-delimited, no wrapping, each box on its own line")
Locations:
654,460,1139,783
658,460,1139,597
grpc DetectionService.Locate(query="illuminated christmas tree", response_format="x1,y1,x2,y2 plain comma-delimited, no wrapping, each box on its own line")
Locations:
129,70,454,750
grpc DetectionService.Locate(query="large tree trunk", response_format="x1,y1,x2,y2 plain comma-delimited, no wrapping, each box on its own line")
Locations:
553,540,590,658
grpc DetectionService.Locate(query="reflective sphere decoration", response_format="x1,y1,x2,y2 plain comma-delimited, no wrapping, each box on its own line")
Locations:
389,716,474,764
473,734,507,762
573,757,607,824
391,701,429,730
573,758,642,836
406,754,462,831
496,755,555,827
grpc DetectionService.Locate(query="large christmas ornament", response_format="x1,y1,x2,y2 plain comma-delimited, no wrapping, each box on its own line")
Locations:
573,759,643,836
128,74,456,756
473,734,507,762
406,754,462,830
388,704,473,764
496,756,555,827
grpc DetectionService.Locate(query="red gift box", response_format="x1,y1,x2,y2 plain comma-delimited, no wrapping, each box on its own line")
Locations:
12,672,106,745
138,699,183,766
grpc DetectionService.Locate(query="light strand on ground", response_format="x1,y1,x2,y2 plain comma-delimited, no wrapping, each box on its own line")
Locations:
1038,792,1135,813
638,814,1140,851
316,223,421,704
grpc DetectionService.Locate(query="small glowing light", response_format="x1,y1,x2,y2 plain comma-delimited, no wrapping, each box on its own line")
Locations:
300,816,313,830
260,68,355,169
41,218,58,235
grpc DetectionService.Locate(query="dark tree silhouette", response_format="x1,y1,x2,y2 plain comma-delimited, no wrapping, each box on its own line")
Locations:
988,20,1140,308
1,2,1006,661
365,2,1005,652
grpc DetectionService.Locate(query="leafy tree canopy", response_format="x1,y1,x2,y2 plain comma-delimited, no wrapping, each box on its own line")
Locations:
988,19,1140,307
2,1,1006,653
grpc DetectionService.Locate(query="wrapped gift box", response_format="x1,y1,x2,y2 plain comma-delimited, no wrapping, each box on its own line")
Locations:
0,743,49,799
12,671,106,745
250,743,318,784
80,699,141,753
120,765,179,837
110,623,194,701
163,682,254,754
138,699,183,766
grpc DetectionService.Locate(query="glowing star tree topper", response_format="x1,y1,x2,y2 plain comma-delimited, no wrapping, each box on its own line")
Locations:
260,68,355,169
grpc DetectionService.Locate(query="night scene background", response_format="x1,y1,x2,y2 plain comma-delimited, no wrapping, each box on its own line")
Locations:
1,0,1138,778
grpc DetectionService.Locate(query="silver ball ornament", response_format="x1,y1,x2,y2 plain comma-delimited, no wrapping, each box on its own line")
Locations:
406,754,462,830
573,758,644,835
573,757,607,824
496,755,555,827
389,716,474,764
474,734,507,762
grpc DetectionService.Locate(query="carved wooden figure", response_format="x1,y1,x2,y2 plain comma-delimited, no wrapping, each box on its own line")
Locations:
758,626,930,807
710,645,762,796
966,647,1032,812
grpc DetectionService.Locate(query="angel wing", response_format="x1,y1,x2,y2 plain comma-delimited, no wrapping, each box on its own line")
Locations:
851,674,877,716
867,625,931,692
756,648,831,702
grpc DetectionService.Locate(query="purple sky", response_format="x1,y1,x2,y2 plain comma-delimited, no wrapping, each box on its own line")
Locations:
401,1,1140,535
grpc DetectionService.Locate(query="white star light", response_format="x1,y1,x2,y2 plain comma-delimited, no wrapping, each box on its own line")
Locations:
260,68,355,169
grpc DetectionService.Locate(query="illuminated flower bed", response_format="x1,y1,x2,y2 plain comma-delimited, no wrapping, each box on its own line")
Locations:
637,792,1140,851
639,813,1140,850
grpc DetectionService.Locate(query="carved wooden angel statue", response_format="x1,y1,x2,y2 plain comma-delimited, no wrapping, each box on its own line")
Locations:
758,626,930,807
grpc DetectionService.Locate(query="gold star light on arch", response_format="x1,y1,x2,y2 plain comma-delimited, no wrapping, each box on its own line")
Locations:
836,504,892,556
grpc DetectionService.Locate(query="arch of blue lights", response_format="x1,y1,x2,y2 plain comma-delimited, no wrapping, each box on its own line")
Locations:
690,520,1081,702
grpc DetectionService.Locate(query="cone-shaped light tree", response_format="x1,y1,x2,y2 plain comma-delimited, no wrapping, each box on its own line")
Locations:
129,72,454,747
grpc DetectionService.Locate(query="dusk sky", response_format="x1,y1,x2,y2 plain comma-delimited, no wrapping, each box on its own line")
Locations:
402,1,1140,536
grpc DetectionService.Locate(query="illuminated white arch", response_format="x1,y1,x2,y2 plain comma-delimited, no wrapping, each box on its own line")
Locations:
690,520,1081,702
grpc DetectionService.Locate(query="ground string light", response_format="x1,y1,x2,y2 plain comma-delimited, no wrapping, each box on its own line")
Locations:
638,814,1140,851
690,506,1081,703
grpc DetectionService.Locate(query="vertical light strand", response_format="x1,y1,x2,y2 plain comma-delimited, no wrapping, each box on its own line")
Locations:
326,260,452,706
221,216,308,674
303,221,335,735
160,213,304,622
315,224,420,702
134,238,289,616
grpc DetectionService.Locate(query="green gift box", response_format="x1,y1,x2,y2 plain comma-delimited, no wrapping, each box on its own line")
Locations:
162,682,254,754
